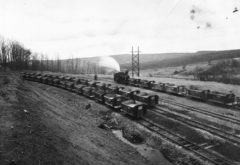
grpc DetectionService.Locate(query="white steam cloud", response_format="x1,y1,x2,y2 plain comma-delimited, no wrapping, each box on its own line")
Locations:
98,56,120,72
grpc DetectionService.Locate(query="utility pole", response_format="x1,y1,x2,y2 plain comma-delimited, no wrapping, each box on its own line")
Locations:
130,47,141,77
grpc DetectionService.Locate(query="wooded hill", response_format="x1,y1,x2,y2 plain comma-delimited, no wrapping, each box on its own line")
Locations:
119,49,240,70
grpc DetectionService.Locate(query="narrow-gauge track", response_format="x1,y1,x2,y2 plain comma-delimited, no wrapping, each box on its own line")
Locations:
23,75,239,165
97,77,240,125
158,98,240,126
30,80,235,165
150,107,240,147
99,76,240,109
138,118,236,165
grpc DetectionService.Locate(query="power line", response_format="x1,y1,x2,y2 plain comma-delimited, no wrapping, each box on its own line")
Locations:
146,0,206,49
136,0,163,45
141,0,163,33
157,0,206,40
150,0,182,37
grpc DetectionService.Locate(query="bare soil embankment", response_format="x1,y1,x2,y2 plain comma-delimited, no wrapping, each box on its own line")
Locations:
0,69,150,165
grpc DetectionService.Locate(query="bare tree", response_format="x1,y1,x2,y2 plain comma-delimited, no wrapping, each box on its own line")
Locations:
0,37,8,67
74,58,81,74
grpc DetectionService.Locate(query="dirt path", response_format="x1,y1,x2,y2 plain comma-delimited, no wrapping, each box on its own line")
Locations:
0,69,149,165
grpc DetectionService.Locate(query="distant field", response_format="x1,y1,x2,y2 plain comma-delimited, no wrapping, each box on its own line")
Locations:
139,61,218,77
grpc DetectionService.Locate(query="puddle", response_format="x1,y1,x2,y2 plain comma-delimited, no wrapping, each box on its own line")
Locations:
113,130,173,165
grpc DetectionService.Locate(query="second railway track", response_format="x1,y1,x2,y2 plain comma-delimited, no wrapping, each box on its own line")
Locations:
99,77,240,126
158,97,240,126
138,118,236,165
149,107,240,147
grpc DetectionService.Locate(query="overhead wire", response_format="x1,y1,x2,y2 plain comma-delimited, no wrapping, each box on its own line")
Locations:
139,0,163,36
157,0,206,39
149,0,182,37
136,0,163,46
146,0,206,49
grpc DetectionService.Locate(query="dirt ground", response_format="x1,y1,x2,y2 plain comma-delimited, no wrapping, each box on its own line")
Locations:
0,69,152,165
5,70,240,165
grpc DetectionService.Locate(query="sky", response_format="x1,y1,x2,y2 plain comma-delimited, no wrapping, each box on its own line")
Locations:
0,0,239,59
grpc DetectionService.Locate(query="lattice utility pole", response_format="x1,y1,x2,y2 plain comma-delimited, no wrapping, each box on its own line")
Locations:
131,47,141,77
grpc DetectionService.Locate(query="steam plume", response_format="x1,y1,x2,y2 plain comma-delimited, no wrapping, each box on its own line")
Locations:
98,56,120,72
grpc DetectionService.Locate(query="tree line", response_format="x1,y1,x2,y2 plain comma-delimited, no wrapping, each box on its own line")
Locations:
0,36,107,74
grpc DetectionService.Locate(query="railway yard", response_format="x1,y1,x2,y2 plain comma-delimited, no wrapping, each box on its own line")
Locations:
1,68,240,165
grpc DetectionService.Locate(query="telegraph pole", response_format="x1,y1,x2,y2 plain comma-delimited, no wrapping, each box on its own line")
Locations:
130,47,141,77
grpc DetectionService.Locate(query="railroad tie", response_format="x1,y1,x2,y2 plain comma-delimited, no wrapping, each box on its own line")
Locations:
204,143,219,149
199,142,208,147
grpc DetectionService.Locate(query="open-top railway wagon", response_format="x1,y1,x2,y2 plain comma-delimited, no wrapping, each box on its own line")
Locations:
152,82,166,92
207,91,236,105
104,93,123,109
82,86,97,98
87,81,100,87
128,78,141,87
118,88,139,100
75,84,87,94
139,79,155,89
53,75,64,86
94,85,120,103
134,92,159,108
26,73,35,80
165,84,186,95
95,82,111,90
186,88,209,100
29,73,38,81
66,78,80,91
42,74,52,84
121,100,147,118
59,76,73,88
81,81,101,97
103,85,124,107
79,79,89,85
35,74,45,82
46,75,60,85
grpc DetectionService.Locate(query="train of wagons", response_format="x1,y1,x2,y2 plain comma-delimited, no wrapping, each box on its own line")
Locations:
114,71,239,106
21,72,159,118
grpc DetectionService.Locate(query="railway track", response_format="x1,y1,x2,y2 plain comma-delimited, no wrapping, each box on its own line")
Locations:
99,76,240,111
138,118,236,165
158,98,240,126
150,107,240,147
32,79,236,165
23,75,240,164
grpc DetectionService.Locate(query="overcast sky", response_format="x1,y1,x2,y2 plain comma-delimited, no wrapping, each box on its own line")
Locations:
0,0,239,59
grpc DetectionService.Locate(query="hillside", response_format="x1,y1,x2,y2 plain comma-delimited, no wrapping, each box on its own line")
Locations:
120,49,240,70
39,49,240,75
74,49,240,71
110,53,195,64
72,52,195,65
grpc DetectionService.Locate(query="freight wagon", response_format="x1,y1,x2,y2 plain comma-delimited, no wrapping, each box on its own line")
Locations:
128,78,141,87
121,100,147,118
207,91,235,105
118,88,140,100
165,84,186,95
139,79,155,89
186,89,209,100
134,92,159,108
